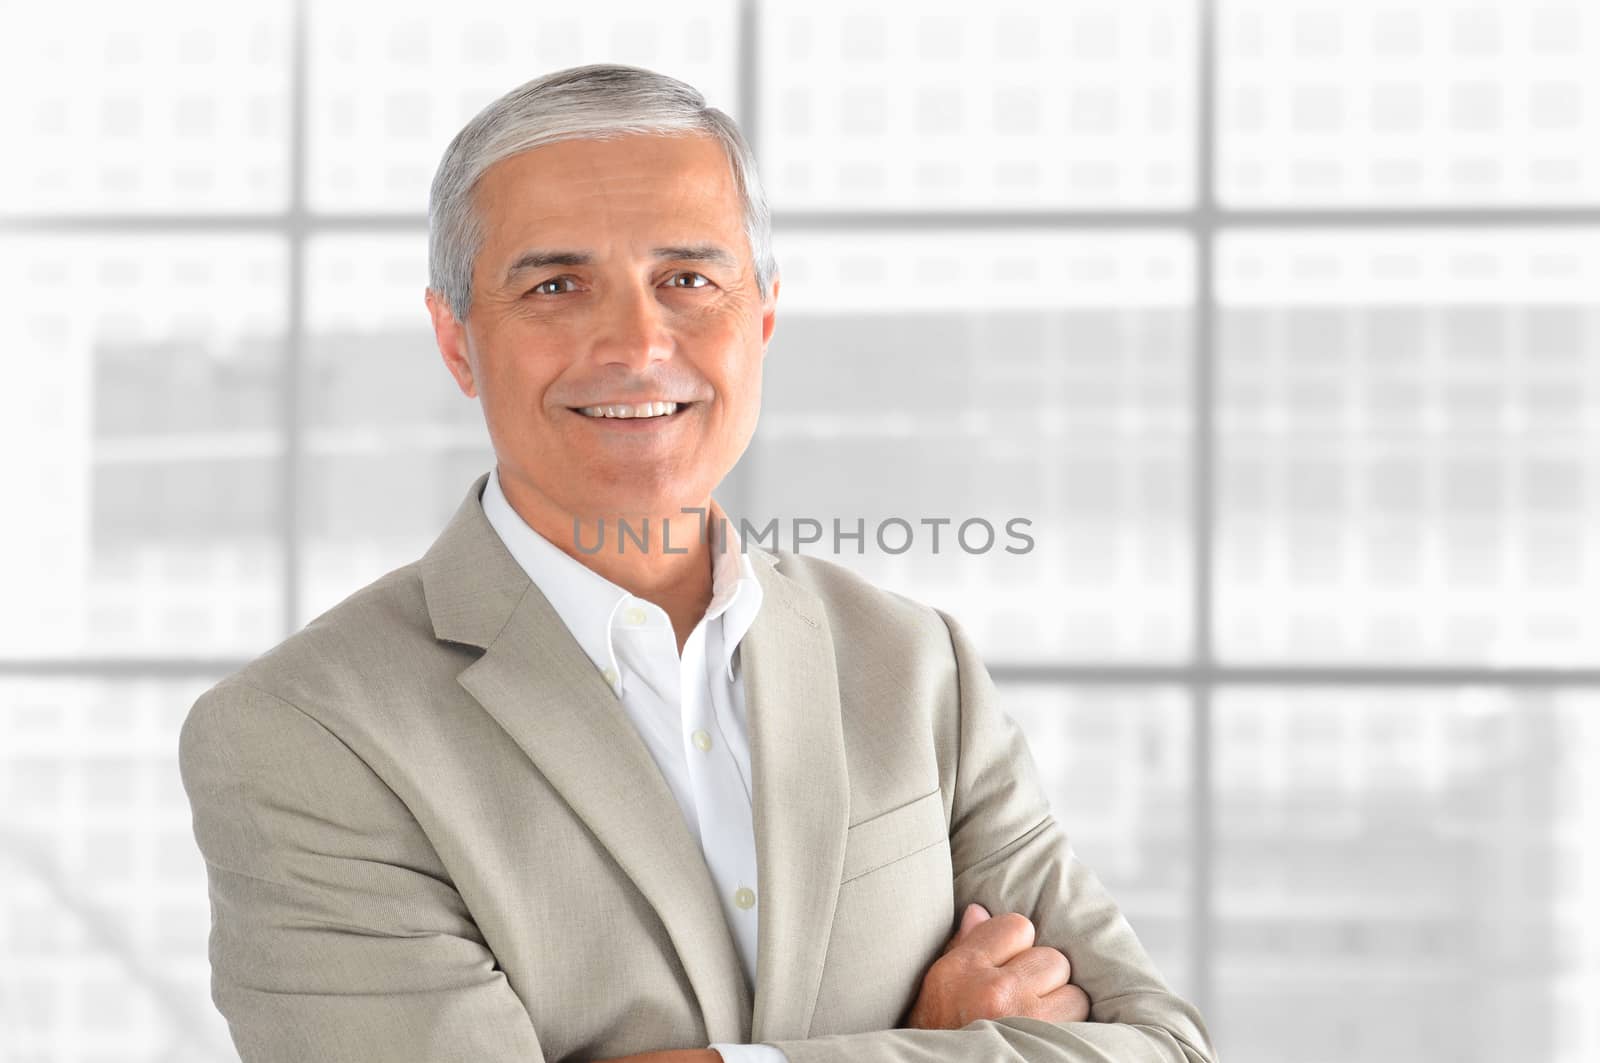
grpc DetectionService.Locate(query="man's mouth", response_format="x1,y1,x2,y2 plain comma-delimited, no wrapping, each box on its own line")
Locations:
571,401,693,420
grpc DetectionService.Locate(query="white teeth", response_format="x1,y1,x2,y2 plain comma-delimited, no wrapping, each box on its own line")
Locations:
577,401,680,419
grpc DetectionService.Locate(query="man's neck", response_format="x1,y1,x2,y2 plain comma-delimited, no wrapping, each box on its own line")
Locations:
497,469,723,655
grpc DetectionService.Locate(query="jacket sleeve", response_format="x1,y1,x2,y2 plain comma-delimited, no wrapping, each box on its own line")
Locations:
179,679,548,1063
762,609,1219,1063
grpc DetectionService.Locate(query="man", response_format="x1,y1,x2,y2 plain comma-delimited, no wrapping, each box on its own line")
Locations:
180,63,1217,1063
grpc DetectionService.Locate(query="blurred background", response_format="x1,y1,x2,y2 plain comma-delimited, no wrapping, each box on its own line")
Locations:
1,0,1597,1060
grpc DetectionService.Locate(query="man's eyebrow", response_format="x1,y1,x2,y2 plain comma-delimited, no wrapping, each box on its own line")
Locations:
502,244,740,285
650,244,741,270
503,250,593,284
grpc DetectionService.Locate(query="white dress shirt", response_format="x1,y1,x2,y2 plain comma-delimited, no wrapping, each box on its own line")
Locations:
482,469,787,1063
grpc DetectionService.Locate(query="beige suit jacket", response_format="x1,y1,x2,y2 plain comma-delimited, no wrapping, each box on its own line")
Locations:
180,472,1217,1063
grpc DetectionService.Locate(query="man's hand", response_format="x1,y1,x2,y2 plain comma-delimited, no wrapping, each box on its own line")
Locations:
904,903,1092,1030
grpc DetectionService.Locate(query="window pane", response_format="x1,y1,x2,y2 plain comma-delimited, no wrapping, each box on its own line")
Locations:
759,0,1196,209
1213,687,1600,1063
1219,0,1600,206
300,234,492,624
0,237,287,658
733,230,1193,663
1,676,233,1062
1216,230,1600,665
998,683,1195,1000
0,1,291,213
306,0,741,212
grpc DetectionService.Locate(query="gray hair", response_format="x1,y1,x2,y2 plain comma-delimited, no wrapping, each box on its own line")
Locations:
427,63,777,321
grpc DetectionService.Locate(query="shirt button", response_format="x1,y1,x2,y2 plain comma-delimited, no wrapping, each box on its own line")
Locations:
623,605,647,626
602,666,619,686
692,729,713,752
734,887,756,910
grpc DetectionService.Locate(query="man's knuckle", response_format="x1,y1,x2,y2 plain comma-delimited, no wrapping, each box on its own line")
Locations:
995,912,1035,940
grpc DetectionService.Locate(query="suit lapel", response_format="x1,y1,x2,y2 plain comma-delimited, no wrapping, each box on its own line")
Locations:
419,474,853,1045
420,474,752,1043
743,548,850,1043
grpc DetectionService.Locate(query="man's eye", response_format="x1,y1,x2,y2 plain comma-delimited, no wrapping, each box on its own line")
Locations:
530,277,576,296
667,271,710,289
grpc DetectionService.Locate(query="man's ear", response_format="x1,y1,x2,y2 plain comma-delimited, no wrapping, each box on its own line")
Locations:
425,288,477,399
760,272,780,355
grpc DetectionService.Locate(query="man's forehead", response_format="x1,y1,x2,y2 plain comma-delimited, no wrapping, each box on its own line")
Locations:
473,135,747,279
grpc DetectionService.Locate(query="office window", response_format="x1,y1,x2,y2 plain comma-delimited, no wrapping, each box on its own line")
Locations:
1213,687,1600,1063
1216,230,1600,664
0,237,288,659
0,1,292,213
0,676,230,1062
1218,0,1599,205
758,0,1196,208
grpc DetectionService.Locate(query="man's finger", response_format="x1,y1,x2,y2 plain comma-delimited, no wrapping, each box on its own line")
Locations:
1037,981,1092,1023
949,911,1036,967
1002,944,1071,993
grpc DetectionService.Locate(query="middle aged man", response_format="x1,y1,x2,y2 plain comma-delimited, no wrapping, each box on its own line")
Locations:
180,64,1218,1063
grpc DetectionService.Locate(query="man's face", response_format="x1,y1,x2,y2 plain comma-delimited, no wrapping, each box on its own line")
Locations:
428,133,778,523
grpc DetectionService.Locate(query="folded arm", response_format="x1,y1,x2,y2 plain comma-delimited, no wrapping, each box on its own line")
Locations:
758,610,1218,1063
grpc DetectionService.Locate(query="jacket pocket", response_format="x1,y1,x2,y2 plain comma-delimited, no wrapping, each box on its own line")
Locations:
840,786,948,884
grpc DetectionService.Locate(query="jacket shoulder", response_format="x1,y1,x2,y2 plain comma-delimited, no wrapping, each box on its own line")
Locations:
762,549,959,660
184,559,464,743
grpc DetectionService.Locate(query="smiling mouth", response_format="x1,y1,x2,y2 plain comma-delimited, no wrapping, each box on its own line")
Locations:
570,401,695,420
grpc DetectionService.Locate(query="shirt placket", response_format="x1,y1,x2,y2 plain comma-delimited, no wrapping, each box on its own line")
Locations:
681,615,761,989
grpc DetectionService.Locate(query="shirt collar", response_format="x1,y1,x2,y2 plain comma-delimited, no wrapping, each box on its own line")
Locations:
480,468,764,689
705,497,765,683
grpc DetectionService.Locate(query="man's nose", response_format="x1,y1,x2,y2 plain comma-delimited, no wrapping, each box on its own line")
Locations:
590,283,674,370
